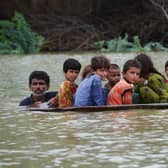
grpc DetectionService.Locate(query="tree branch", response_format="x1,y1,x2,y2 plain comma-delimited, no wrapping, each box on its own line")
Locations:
149,0,168,20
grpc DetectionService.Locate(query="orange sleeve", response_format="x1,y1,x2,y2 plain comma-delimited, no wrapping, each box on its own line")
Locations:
107,86,122,105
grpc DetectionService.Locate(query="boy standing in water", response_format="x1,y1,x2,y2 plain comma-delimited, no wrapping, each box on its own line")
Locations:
74,55,110,106
49,58,81,108
19,71,57,106
107,59,141,105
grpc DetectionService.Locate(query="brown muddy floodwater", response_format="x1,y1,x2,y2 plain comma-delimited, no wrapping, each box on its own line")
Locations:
0,52,168,168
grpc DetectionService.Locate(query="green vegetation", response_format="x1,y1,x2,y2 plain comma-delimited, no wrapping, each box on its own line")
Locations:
95,34,168,52
0,12,44,55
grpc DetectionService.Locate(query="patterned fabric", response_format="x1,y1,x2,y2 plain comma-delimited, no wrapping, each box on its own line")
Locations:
139,86,160,103
54,81,78,108
107,79,133,105
138,73,168,103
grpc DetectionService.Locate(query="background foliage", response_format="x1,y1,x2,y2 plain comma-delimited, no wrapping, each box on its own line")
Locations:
0,12,44,55
95,34,168,52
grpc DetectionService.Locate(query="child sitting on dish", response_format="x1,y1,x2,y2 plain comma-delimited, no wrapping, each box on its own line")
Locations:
74,55,110,106
107,59,141,105
104,63,121,92
48,58,81,108
134,54,168,103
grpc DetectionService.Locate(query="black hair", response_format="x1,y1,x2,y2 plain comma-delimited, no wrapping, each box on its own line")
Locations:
29,71,50,86
91,55,110,71
123,59,141,73
63,58,81,73
135,53,164,79
110,64,120,69
165,61,168,71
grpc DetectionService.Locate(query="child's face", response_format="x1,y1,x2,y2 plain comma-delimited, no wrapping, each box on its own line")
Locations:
165,67,168,77
123,67,140,84
30,79,49,96
107,68,121,84
95,68,108,80
65,69,80,82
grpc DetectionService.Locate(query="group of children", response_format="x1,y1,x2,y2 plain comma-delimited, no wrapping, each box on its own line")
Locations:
19,54,168,107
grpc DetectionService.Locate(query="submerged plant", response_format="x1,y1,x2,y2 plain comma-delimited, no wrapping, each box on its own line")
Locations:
0,12,44,55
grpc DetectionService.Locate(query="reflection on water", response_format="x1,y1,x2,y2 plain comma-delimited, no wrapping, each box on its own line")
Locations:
0,53,168,168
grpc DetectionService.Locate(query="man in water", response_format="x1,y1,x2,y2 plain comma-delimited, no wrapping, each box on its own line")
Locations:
19,70,57,106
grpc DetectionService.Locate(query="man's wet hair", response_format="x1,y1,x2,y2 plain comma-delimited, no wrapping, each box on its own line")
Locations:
29,70,50,86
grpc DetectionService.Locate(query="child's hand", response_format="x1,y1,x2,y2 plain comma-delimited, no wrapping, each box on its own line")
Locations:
33,101,42,107
48,97,58,107
48,97,55,104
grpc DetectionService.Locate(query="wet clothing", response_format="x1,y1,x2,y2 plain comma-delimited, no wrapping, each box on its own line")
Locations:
137,73,168,103
19,91,57,106
74,74,106,106
107,79,133,105
54,80,78,108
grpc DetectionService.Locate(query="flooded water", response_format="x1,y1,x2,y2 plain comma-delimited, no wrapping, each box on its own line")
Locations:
0,52,168,168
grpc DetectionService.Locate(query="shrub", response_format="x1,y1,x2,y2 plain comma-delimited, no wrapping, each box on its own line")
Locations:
95,34,168,52
0,12,44,55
